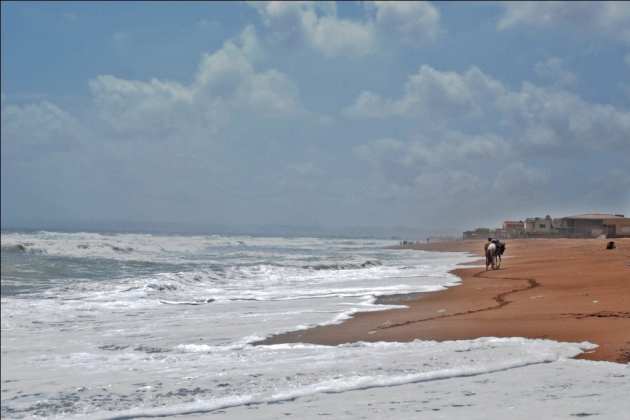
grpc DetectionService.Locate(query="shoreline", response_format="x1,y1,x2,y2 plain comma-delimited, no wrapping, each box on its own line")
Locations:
256,238,630,364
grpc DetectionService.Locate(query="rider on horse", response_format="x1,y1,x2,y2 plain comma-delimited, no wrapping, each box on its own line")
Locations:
485,237,506,270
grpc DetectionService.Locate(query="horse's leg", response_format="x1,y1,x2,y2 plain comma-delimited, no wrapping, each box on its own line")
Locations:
496,254,501,269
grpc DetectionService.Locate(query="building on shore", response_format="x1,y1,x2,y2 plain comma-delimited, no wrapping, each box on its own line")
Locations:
502,221,524,238
524,215,552,235
559,214,630,238
462,213,629,240
462,227,491,240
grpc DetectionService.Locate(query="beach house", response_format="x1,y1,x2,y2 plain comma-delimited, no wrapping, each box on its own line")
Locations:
463,213,630,240
524,215,553,235
502,221,524,238
462,227,492,240
559,214,630,238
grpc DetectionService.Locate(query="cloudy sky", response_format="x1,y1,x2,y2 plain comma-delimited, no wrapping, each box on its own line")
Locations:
2,1,629,232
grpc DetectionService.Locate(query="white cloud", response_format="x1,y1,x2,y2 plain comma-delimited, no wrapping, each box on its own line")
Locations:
250,1,442,57
90,26,302,138
373,1,442,45
348,61,629,215
312,14,376,57
533,57,578,86
498,1,630,44
251,1,376,58
347,63,629,153
497,82,630,150
354,130,512,174
1,26,317,226
1,99,82,155
344,65,504,119
89,75,205,136
193,27,299,114
353,132,555,208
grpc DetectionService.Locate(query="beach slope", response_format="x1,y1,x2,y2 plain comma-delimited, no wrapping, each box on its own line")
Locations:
258,239,630,363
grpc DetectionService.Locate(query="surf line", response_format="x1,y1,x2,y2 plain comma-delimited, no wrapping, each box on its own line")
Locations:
159,298,215,305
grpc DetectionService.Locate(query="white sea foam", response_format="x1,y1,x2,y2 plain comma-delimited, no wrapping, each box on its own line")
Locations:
2,231,628,419
49,339,606,420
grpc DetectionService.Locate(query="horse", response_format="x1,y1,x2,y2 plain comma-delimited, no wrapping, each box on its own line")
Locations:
486,241,506,270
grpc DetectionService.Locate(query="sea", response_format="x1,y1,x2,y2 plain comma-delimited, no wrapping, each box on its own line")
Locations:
1,230,628,419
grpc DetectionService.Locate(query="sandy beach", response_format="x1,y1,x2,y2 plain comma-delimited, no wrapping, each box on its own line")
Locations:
259,238,630,364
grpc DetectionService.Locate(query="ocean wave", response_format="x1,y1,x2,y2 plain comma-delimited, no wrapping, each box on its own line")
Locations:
301,259,382,270
159,298,215,305
1,241,135,256
1,243,47,254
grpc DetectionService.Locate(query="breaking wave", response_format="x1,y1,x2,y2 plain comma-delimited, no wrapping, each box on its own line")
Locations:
302,260,382,270
1,243,47,254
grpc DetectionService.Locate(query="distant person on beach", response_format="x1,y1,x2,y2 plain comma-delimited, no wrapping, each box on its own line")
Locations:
427,237,430,243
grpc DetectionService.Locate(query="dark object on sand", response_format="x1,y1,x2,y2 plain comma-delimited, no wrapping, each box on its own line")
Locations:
606,241,616,250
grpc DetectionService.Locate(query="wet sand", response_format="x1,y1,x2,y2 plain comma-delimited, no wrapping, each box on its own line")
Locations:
258,238,630,364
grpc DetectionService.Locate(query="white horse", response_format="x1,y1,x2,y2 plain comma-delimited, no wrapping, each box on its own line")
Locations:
486,242,505,270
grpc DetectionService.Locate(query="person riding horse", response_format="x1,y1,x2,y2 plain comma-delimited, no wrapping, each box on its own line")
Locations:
484,237,502,252
485,238,506,270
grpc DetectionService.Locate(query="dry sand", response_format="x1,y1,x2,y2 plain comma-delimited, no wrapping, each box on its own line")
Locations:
258,238,630,364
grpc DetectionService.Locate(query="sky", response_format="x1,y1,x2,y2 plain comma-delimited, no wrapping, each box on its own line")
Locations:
2,1,629,233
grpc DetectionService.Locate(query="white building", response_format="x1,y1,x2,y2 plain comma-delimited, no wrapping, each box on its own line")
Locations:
524,215,552,234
